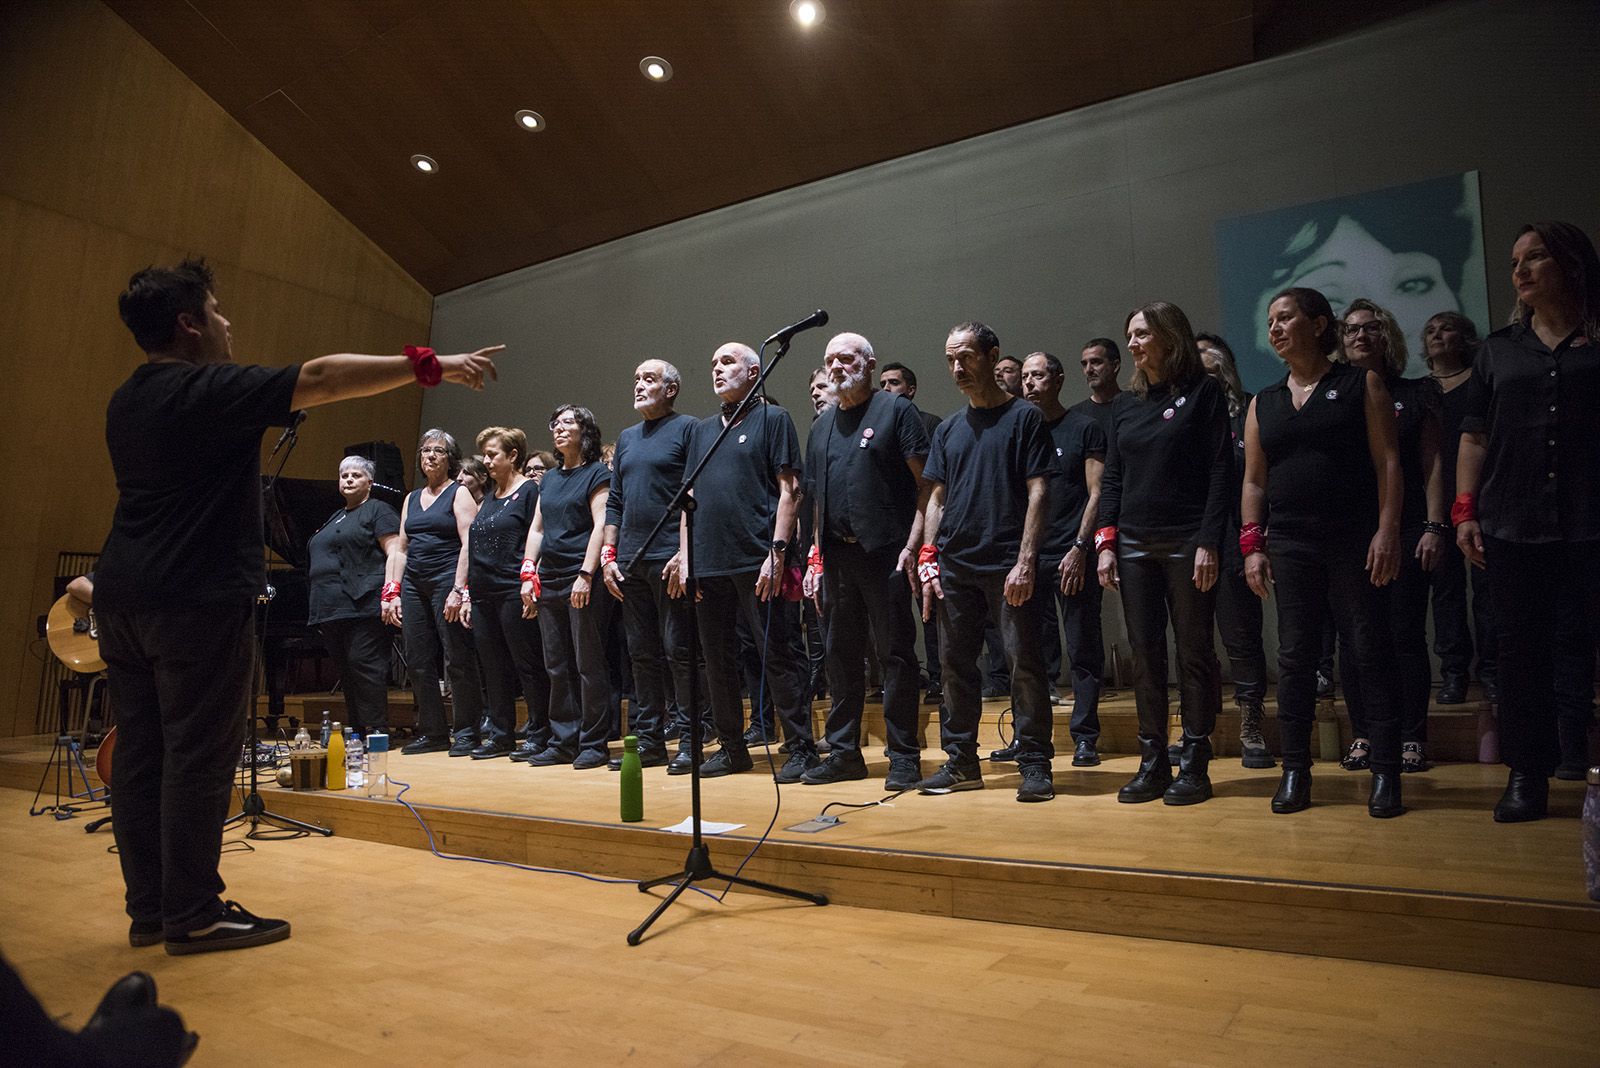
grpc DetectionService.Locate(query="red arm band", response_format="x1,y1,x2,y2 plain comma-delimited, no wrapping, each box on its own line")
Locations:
1094,526,1118,554
1450,493,1477,526
600,544,617,567
404,345,442,388
380,581,401,603
1238,523,1267,557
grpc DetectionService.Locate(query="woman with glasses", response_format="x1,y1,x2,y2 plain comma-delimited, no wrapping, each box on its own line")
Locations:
520,406,614,769
384,430,483,755
1336,301,1448,775
1242,287,1405,817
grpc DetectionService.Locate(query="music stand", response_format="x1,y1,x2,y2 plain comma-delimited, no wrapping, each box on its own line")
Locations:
625,333,827,946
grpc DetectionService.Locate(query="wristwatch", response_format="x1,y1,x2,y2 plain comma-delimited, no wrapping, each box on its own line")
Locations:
771,539,789,552
1071,537,1091,553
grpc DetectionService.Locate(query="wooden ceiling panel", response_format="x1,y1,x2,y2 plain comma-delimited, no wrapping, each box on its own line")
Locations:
102,0,1410,293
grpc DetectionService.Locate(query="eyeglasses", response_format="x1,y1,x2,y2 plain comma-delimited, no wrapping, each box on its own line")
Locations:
419,446,449,455
1342,321,1385,338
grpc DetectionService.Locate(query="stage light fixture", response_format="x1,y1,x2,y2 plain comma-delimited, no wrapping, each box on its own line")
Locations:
790,0,825,28
410,154,438,174
640,56,673,82
515,110,546,132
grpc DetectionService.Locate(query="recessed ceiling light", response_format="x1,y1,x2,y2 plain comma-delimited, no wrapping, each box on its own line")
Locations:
639,56,673,82
790,0,825,27
515,109,546,132
411,154,438,174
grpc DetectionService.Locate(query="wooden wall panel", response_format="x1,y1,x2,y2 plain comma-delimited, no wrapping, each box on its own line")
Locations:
0,0,434,737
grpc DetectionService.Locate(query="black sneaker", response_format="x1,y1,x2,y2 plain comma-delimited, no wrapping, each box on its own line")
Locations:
917,761,983,794
128,920,163,948
508,741,544,763
526,748,574,767
1314,671,1335,699
401,734,451,755
447,738,478,757
1071,740,1101,767
801,750,868,785
572,749,609,770
923,683,942,704
743,724,779,747
775,747,821,783
884,755,922,791
988,742,1018,762
1016,765,1055,802
702,746,753,777
1048,685,1062,706
165,901,289,956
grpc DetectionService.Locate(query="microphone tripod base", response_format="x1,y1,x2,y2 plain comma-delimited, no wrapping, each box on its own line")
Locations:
627,842,827,946
224,789,332,838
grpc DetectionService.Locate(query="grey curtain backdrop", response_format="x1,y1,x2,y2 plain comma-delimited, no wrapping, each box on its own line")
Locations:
425,0,1599,686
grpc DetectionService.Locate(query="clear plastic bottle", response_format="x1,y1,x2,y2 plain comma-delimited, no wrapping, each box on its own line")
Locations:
1583,766,1600,902
293,725,311,750
365,733,390,798
345,728,364,790
319,710,332,749
326,722,345,790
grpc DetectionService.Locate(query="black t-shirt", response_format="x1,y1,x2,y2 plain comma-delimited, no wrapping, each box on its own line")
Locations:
1438,376,1474,490
1038,409,1106,566
403,482,466,579
1388,374,1442,533
467,479,539,597
96,361,299,612
537,460,611,593
914,404,942,442
606,412,695,562
1460,322,1600,544
307,498,400,625
687,401,801,577
1096,375,1229,549
1071,395,1117,438
923,396,1058,574
1255,361,1378,539
1221,400,1251,565
807,390,929,552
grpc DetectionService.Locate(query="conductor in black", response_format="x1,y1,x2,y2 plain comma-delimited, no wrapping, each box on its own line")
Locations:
800,332,932,791
95,259,499,955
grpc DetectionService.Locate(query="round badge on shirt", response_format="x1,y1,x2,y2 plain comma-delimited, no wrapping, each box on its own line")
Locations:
1325,389,1339,401
1175,396,1186,407
738,434,747,444
1162,408,1175,420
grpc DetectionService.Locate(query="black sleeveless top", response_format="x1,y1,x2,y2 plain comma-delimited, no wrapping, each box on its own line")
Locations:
1256,361,1378,539
467,480,539,598
404,481,464,579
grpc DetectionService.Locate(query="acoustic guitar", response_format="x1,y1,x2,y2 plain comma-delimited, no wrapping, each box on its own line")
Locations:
47,593,105,673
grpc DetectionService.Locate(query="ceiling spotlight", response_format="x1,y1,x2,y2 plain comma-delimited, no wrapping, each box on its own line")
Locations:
515,109,546,132
410,154,438,174
640,56,673,82
790,0,825,27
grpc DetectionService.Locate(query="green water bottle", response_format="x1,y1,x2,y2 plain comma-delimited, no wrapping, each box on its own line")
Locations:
620,735,643,823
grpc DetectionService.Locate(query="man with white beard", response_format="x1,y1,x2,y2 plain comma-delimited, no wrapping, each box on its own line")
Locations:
800,332,932,789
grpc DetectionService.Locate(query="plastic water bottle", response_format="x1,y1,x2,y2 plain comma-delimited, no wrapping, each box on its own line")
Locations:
620,735,643,823
293,726,311,750
326,722,346,790
319,710,332,749
1584,766,1600,902
346,730,365,791
365,734,390,798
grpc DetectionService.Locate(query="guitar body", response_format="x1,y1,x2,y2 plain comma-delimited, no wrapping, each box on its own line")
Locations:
47,594,105,673
95,725,116,786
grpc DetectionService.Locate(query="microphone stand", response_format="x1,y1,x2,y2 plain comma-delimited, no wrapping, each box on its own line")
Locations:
624,334,827,946
224,415,332,839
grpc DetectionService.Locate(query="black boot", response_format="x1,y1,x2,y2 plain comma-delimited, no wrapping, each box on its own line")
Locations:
1492,770,1549,822
1164,736,1213,806
1118,737,1173,804
1368,771,1403,818
1271,767,1312,813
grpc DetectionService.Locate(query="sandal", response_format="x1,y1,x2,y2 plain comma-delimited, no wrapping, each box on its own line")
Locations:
1401,741,1430,773
1340,739,1371,771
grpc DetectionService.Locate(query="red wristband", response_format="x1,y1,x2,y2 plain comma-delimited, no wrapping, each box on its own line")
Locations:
404,345,442,388
1093,526,1118,554
600,545,617,567
1239,523,1267,557
380,580,401,603
1450,493,1477,526
519,557,537,582
807,544,823,578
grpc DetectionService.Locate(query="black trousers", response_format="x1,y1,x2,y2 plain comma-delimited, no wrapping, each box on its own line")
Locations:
1428,540,1476,684
920,597,941,686
472,593,548,750
1214,553,1268,705
1343,529,1432,745
1271,533,1399,773
538,589,613,758
620,565,698,748
937,568,1052,768
1035,559,1104,744
821,539,922,757
317,616,391,733
1117,540,1221,743
1470,562,1499,687
402,568,482,740
1483,536,1600,776
804,595,827,697
100,603,253,935
697,571,812,749
737,617,778,733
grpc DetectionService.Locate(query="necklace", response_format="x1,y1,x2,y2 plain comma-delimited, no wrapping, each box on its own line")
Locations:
1431,367,1468,380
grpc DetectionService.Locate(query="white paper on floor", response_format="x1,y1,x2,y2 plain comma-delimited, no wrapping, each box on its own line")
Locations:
660,817,743,835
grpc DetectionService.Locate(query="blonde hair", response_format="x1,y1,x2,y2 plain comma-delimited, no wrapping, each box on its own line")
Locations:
475,425,528,466
1336,298,1408,377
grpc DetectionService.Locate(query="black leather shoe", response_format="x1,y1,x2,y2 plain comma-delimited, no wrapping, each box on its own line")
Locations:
667,746,694,775
469,741,511,760
1271,767,1312,813
447,738,478,757
1368,771,1403,818
86,972,156,1027
988,742,1019,762
1163,737,1213,806
526,747,574,767
1071,740,1100,767
81,971,199,1067
401,734,451,755
611,745,669,770
1437,677,1468,705
923,683,942,704
1492,771,1549,822
572,749,609,770
508,741,543,763
702,746,753,777
1118,739,1173,804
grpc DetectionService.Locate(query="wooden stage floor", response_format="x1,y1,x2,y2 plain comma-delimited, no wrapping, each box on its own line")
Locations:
6,703,1597,989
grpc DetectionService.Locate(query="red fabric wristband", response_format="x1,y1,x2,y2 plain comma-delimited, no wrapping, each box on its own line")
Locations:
380,580,401,603
600,545,617,567
1450,493,1477,526
1238,523,1267,557
1093,526,1118,554
404,345,442,388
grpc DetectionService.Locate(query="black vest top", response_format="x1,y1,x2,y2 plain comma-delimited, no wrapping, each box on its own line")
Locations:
1257,361,1378,538
404,481,464,578
809,389,920,555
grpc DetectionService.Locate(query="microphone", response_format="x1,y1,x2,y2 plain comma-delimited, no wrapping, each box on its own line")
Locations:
762,309,829,348
270,410,307,457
